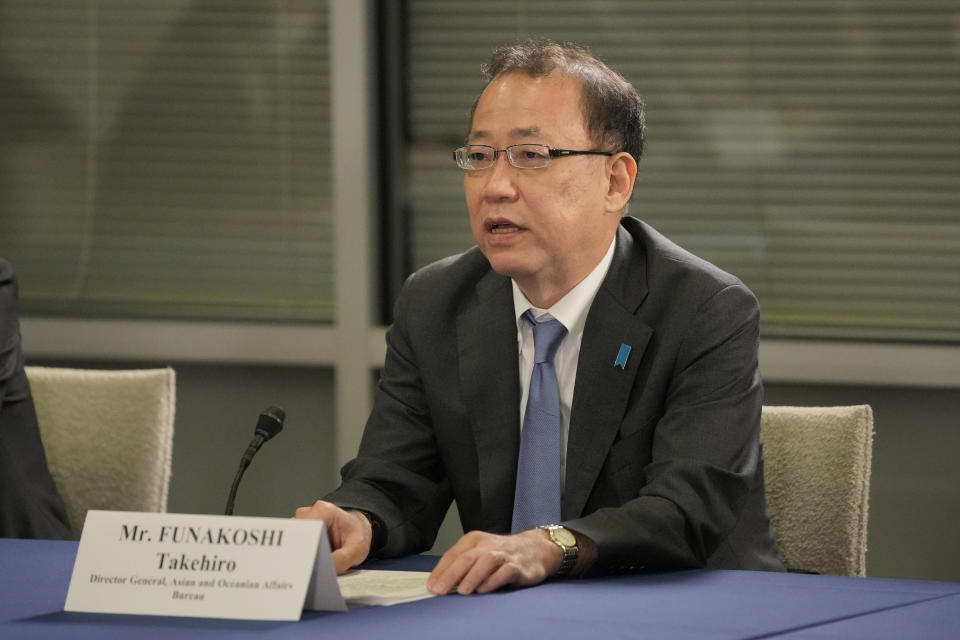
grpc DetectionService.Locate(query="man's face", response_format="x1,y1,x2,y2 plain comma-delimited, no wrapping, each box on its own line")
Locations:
464,72,624,306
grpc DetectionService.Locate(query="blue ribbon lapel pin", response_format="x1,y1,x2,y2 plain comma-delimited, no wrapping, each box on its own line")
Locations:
614,344,632,370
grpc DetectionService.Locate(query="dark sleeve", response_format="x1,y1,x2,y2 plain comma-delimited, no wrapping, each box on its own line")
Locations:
564,283,769,573
0,259,73,540
323,270,453,557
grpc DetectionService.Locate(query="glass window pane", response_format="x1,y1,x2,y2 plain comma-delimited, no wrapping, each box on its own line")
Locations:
398,0,960,342
0,1,333,322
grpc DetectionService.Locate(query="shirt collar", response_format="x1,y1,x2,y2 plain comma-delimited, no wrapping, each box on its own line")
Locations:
512,236,617,333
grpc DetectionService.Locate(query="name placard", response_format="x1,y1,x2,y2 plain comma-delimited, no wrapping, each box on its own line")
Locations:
65,510,346,621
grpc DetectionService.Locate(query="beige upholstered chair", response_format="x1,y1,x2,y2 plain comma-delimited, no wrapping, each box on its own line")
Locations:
25,366,176,537
761,405,874,577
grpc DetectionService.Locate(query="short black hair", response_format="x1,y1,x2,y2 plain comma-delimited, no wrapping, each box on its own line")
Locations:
477,39,645,165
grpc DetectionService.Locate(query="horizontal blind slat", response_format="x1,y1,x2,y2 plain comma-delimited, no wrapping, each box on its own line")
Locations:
0,1,333,322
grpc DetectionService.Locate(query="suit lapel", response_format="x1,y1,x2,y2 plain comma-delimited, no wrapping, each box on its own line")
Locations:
565,225,652,519
456,270,520,533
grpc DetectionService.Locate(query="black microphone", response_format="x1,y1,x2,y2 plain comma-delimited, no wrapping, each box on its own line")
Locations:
224,406,285,516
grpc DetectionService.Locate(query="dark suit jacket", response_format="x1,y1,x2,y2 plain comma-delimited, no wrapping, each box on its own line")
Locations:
0,258,73,539
327,217,783,574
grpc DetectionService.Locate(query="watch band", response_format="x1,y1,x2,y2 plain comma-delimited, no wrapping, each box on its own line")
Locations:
538,524,579,577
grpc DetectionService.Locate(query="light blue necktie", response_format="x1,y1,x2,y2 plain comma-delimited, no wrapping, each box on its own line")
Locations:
511,311,567,533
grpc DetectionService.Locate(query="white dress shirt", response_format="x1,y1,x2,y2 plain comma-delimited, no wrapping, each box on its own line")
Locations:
512,237,617,486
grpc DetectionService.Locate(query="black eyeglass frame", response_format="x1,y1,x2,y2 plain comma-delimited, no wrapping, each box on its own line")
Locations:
452,143,614,170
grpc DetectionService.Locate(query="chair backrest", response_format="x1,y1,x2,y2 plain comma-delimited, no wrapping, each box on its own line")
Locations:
25,366,176,537
761,405,874,577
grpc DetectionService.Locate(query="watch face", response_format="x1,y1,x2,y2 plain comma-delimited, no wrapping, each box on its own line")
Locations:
552,527,576,547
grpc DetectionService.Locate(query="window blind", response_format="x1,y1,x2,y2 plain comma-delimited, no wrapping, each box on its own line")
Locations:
403,0,960,342
0,0,333,322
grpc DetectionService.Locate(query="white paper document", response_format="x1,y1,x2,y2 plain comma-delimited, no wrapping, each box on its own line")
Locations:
335,569,435,608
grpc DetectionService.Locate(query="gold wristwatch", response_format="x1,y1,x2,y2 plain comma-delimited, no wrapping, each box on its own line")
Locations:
538,524,579,577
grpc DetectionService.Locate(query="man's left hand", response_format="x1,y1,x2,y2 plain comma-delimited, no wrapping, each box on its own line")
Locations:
426,529,562,595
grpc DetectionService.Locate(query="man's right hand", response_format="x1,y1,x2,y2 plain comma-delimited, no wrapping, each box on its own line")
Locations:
294,500,372,574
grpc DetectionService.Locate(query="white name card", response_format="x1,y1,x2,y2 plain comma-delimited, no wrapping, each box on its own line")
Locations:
65,510,346,621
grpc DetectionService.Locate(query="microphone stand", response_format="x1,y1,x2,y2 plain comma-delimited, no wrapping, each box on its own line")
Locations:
224,406,285,516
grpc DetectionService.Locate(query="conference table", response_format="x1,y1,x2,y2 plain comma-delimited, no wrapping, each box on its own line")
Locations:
2,538,958,639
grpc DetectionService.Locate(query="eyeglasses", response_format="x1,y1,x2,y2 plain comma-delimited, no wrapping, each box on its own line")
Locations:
453,144,613,171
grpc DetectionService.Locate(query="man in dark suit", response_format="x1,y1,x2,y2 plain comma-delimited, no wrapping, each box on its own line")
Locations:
296,40,783,593
0,258,72,539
